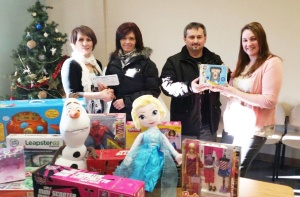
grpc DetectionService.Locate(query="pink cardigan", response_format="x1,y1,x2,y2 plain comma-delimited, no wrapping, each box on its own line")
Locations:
230,56,283,128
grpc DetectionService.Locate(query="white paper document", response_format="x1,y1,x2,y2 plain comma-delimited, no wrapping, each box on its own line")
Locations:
92,74,119,86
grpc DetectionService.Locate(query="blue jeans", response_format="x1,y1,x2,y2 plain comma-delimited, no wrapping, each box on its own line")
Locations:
221,130,267,177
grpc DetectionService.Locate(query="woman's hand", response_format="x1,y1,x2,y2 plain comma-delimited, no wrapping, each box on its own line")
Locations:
113,99,125,110
210,84,239,98
100,88,115,102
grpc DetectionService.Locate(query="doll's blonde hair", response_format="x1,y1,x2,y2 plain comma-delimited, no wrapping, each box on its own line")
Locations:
131,95,166,129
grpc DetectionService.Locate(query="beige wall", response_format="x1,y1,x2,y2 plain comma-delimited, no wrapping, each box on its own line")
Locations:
46,0,300,117
46,0,300,159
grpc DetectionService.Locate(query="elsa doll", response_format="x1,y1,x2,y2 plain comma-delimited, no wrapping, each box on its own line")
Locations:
114,95,182,196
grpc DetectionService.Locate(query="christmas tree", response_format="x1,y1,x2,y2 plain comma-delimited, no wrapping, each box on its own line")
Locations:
10,0,68,100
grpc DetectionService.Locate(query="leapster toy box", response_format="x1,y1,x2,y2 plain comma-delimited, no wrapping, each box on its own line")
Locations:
6,134,64,167
0,146,26,184
87,149,128,175
32,164,145,197
199,64,227,86
88,113,126,149
0,98,85,146
126,121,182,149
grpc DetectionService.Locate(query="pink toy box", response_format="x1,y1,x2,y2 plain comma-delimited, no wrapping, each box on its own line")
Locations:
32,164,145,197
0,146,26,184
181,139,241,197
126,121,181,149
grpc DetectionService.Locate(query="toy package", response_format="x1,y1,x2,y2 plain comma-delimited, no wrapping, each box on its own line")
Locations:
0,146,26,184
32,164,145,197
181,139,241,197
199,64,227,86
87,149,128,175
87,113,126,149
6,134,63,167
126,121,181,149
0,166,37,196
0,98,85,147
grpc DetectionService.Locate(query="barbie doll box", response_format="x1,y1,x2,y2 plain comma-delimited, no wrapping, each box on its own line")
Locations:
181,139,241,197
88,113,126,149
87,149,128,175
199,64,227,86
125,121,182,149
6,134,64,167
0,98,85,146
32,164,145,197
0,146,26,184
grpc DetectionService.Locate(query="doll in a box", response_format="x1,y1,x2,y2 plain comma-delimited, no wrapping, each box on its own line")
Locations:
114,95,182,196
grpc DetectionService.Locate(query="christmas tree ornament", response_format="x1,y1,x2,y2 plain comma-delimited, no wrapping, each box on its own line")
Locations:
28,73,37,79
26,40,37,49
48,80,58,90
22,65,31,74
26,32,30,37
43,46,46,52
36,23,42,30
55,28,59,33
32,12,37,16
43,32,49,37
50,47,57,55
37,76,49,83
38,90,47,99
38,54,45,60
17,78,21,83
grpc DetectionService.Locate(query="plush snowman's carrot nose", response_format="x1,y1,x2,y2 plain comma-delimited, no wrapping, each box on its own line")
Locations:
69,109,80,119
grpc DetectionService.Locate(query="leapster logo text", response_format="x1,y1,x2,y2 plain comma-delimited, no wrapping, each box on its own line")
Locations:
25,140,60,147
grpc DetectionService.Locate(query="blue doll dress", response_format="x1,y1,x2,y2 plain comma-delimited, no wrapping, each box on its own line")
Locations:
114,127,178,196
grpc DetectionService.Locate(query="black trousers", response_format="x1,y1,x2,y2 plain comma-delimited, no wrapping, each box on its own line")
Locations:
221,130,267,177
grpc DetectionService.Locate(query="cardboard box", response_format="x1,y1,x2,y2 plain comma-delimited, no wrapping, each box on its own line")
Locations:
88,113,126,149
199,64,227,86
0,166,37,197
0,146,26,184
126,121,182,149
87,149,128,175
0,98,85,145
32,164,145,197
6,134,64,167
181,139,241,197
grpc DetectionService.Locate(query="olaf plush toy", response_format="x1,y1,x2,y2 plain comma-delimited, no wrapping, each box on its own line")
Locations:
53,98,92,170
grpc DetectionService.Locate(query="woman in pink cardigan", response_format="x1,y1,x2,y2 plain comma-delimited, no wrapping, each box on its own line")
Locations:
213,22,283,177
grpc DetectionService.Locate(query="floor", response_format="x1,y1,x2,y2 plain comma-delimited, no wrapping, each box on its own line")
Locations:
246,159,300,196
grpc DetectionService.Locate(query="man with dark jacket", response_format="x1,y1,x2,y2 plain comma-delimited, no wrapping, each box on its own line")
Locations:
160,22,225,142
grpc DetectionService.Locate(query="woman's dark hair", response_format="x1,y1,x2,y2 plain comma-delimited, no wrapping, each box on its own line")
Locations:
70,25,97,50
233,22,276,77
113,22,144,56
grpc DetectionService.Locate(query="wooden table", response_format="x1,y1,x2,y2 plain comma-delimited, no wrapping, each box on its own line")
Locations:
177,177,294,197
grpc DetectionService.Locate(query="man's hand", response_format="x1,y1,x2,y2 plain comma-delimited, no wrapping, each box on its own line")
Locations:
191,78,209,93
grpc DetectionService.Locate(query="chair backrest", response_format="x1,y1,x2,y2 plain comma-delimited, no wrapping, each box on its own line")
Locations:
289,104,300,127
275,103,286,125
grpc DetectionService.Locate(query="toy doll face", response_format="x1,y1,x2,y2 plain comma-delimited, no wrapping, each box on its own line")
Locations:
120,31,136,54
73,32,94,58
136,103,160,128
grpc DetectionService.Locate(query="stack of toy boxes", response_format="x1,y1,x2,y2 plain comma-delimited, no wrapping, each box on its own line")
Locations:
0,166,37,197
87,149,128,175
0,98,85,147
0,146,25,184
6,134,63,167
125,121,181,149
87,113,126,149
181,139,241,197
32,163,145,197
